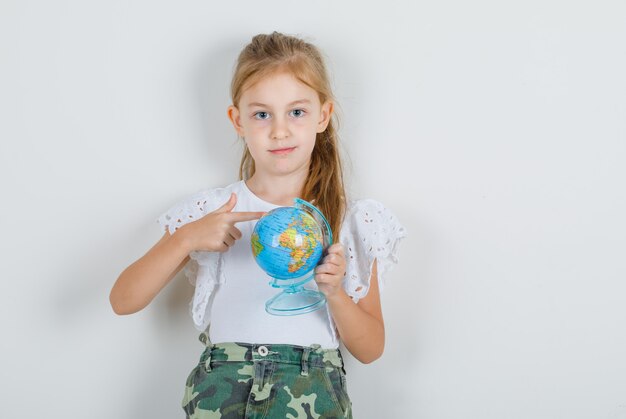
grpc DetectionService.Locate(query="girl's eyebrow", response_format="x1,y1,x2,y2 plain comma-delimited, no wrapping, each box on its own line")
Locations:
247,99,311,108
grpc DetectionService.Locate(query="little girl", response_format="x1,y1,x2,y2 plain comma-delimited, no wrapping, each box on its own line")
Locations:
110,31,406,418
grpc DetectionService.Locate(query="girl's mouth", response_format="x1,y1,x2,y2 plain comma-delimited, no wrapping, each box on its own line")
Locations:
269,147,296,155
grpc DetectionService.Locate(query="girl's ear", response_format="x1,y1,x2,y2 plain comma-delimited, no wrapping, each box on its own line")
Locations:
227,105,244,136
317,100,334,133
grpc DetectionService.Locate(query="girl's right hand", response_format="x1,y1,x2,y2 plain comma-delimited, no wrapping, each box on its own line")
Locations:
179,192,266,253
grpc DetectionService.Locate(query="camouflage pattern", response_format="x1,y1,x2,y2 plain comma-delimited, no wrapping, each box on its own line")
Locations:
182,333,352,418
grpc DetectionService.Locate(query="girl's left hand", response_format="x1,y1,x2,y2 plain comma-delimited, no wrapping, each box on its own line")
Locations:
314,243,347,298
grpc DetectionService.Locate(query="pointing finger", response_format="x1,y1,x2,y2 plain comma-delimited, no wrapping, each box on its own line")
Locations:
226,211,268,223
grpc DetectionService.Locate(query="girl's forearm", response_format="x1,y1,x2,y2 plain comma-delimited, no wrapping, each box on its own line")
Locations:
326,290,385,364
109,229,192,315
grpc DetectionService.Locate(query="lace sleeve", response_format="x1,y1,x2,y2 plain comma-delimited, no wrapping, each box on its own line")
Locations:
339,199,407,303
155,186,231,331
156,188,225,235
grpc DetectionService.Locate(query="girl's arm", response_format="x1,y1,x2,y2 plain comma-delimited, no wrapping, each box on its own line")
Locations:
315,245,385,364
109,230,193,315
110,192,265,315
327,260,384,364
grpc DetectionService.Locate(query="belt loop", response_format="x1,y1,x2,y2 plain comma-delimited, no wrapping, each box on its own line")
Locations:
198,327,213,372
204,349,212,372
301,346,311,376
337,348,346,375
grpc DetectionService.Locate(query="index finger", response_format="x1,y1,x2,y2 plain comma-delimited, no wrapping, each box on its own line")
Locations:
226,211,267,223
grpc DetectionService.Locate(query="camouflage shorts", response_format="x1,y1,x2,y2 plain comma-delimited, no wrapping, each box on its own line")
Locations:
182,332,352,418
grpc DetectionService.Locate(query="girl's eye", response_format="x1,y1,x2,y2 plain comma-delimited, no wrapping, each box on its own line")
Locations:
254,111,270,120
290,109,306,118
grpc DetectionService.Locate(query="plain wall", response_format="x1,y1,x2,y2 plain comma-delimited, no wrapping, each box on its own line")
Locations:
1,0,625,418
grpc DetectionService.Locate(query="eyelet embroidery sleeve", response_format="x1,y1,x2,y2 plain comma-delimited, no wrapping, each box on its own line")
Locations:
339,199,407,303
155,187,231,331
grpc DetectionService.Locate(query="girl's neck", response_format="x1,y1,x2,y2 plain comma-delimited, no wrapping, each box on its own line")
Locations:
245,172,307,207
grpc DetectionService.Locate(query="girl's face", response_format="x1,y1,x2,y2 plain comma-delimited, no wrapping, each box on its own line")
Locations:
227,71,333,179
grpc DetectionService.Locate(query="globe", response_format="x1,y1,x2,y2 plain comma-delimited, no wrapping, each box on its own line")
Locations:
251,207,323,279
251,198,332,315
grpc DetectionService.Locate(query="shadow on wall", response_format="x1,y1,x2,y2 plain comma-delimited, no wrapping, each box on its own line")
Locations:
128,39,246,417
48,38,248,417
341,203,420,417
131,270,198,418
188,37,249,181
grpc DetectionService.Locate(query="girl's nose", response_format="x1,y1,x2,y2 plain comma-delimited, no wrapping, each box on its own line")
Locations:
270,117,290,140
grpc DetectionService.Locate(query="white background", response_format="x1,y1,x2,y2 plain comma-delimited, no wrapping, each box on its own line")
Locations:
1,1,625,418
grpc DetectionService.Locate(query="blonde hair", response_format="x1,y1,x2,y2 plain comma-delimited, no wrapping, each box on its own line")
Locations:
231,31,347,239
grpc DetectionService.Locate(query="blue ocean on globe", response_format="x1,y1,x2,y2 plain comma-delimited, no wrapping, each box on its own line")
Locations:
251,206,324,280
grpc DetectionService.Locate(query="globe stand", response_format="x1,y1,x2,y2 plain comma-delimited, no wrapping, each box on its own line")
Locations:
265,274,327,316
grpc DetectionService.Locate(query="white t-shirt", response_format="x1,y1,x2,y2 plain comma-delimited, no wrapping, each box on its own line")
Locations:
157,180,406,348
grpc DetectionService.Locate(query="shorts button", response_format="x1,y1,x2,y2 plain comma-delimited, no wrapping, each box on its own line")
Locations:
258,346,269,356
